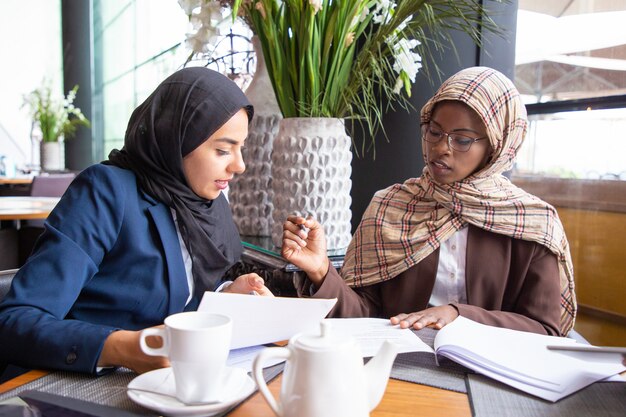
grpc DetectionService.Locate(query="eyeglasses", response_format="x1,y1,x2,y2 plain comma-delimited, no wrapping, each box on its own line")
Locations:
421,123,487,152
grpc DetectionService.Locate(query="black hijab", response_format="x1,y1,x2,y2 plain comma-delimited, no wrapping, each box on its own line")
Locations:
106,67,253,293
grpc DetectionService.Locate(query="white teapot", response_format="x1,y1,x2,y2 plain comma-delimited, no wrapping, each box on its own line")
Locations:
252,321,399,417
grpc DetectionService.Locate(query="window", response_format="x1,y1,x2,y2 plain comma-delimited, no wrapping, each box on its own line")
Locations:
513,0,626,181
92,0,254,161
0,0,62,171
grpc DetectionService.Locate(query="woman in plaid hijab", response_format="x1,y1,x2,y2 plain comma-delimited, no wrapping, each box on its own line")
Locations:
282,67,576,336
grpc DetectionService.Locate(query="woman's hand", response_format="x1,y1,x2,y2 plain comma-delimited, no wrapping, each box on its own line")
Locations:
98,328,170,374
390,305,459,330
224,273,274,296
281,215,330,287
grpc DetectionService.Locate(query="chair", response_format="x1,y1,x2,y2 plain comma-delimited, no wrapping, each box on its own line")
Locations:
0,268,25,384
0,268,17,302
29,173,76,197
18,173,77,265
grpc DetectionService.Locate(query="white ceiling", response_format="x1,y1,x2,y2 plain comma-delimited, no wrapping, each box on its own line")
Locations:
516,10,626,66
519,0,624,16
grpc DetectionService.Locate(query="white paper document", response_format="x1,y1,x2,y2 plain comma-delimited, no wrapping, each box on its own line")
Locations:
227,345,285,373
323,318,432,357
198,292,337,349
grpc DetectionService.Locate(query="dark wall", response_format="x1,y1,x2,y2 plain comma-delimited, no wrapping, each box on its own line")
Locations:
61,0,94,170
349,0,519,232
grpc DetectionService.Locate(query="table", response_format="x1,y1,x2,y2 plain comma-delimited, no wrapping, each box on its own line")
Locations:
0,370,472,417
230,374,471,417
0,176,33,185
0,177,32,197
0,197,60,220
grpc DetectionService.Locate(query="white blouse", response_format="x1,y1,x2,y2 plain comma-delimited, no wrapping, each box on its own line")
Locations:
428,226,469,306
171,209,194,305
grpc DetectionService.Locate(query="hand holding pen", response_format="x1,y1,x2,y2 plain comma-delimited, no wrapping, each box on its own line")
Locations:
281,214,330,286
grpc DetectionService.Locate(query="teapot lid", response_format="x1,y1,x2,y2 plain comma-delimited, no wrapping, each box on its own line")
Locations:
293,321,355,351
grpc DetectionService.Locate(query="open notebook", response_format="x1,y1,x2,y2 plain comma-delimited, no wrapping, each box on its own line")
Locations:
432,316,626,402
327,316,625,402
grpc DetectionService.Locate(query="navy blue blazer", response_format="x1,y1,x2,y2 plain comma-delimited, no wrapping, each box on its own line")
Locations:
0,164,195,374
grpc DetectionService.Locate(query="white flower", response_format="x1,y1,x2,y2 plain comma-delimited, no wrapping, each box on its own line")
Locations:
372,0,396,25
359,6,369,22
192,1,223,28
309,0,323,14
185,27,220,54
390,36,422,96
178,0,201,16
350,4,370,29
396,15,412,33
66,88,77,104
183,1,232,54
391,37,422,81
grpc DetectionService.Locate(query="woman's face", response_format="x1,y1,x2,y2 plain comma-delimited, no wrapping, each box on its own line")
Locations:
424,101,491,185
183,108,248,200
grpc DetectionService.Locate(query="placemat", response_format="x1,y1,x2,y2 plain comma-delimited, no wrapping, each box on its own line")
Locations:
467,373,626,417
0,364,284,416
389,327,471,393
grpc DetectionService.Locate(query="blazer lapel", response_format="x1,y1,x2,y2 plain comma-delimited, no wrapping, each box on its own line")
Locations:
465,226,480,305
147,203,189,314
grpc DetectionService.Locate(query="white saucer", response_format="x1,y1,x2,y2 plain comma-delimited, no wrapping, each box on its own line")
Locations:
127,367,255,417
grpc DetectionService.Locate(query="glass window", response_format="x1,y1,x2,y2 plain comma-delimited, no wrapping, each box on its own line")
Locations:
94,0,190,158
0,0,62,172
514,0,626,181
93,0,254,160
515,108,626,180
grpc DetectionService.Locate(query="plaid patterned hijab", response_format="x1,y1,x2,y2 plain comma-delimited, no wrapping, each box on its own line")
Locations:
342,67,576,334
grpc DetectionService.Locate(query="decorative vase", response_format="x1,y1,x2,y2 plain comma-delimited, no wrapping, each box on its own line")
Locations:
271,118,352,250
40,141,65,172
229,35,282,237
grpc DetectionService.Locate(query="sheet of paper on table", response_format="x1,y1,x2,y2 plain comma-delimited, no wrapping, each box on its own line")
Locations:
323,317,432,357
227,345,285,372
198,291,337,349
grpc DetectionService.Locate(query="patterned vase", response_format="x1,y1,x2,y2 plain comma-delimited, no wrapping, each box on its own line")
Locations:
40,141,65,172
271,117,352,250
229,35,281,237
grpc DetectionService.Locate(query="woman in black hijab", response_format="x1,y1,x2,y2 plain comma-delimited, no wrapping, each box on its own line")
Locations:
0,68,271,378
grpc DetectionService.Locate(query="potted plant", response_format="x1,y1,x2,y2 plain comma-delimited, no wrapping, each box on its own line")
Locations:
23,81,90,172
225,0,503,248
224,0,499,249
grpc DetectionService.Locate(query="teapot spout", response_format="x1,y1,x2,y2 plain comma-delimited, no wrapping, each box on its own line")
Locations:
364,340,399,411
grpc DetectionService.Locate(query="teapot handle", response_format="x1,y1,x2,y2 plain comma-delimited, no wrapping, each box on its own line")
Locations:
252,347,291,417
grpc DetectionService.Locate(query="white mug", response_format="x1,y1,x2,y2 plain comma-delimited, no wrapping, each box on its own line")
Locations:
139,312,232,404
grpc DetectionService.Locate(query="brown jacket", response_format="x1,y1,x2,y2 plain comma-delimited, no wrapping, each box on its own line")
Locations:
301,225,562,336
